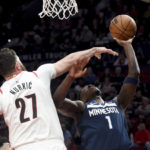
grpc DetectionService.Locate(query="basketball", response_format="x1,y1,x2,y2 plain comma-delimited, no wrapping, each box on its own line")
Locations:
109,15,137,41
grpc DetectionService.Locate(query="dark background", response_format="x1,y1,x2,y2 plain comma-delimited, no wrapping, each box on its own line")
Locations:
0,0,150,149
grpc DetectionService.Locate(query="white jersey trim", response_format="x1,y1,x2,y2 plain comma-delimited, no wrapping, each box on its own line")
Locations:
87,103,117,108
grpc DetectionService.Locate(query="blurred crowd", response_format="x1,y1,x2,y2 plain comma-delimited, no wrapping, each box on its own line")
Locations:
0,0,150,149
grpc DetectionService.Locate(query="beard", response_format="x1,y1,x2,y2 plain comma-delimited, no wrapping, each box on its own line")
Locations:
16,56,27,71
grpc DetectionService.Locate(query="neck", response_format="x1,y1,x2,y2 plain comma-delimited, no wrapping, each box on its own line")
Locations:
5,70,22,80
95,96,104,104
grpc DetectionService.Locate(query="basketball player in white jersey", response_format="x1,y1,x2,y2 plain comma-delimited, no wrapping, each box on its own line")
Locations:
0,47,118,150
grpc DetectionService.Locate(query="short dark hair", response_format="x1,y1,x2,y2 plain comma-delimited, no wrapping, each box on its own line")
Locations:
0,48,17,76
80,85,102,102
0,136,9,147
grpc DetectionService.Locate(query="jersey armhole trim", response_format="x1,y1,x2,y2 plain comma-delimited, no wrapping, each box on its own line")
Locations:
0,89,3,94
33,72,39,78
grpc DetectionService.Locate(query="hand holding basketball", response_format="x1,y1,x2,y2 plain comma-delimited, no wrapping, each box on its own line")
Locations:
109,15,137,41
114,37,134,47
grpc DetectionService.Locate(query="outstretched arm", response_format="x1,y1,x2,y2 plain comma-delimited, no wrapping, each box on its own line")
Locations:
115,38,140,110
53,47,118,78
53,51,118,120
53,59,90,120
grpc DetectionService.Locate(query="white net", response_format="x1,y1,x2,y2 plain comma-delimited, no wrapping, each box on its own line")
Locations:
39,0,78,20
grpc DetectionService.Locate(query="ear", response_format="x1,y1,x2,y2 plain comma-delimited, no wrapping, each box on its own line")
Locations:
15,62,22,71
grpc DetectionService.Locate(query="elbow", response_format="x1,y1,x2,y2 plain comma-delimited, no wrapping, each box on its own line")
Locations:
135,67,140,77
53,95,59,108
55,101,65,109
52,95,57,102
53,95,64,108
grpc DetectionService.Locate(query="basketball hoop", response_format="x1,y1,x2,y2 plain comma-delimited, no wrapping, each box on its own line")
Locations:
39,0,78,20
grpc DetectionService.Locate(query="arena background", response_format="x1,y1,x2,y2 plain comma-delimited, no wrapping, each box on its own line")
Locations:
0,0,150,149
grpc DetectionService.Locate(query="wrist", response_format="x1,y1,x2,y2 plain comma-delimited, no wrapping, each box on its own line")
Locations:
89,48,96,57
122,43,132,48
67,74,75,80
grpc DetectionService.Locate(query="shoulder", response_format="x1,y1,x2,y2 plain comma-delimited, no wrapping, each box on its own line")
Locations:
109,97,120,106
36,64,56,79
107,99,117,104
37,64,55,72
85,100,97,105
76,100,85,111
85,100,100,109
111,96,125,111
105,99,121,108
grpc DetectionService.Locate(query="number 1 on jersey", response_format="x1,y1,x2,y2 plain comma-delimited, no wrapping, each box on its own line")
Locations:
105,116,113,129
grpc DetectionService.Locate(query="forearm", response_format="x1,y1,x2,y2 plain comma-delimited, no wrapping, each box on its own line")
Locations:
54,48,95,77
123,44,140,78
116,42,140,110
53,74,74,108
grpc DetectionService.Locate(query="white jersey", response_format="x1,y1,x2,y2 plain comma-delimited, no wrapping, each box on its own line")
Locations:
0,64,65,150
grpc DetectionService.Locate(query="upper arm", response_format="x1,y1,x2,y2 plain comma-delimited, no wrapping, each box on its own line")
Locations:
53,53,78,78
116,77,138,110
57,98,84,120
53,59,71,78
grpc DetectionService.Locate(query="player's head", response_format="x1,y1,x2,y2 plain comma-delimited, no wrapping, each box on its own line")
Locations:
0,48,26,78
80,84,102,102
0,137,10,150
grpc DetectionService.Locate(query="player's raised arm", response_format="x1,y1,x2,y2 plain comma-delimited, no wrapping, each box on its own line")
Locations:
53,47,118,77
53,58,90,120
114,38,140,110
